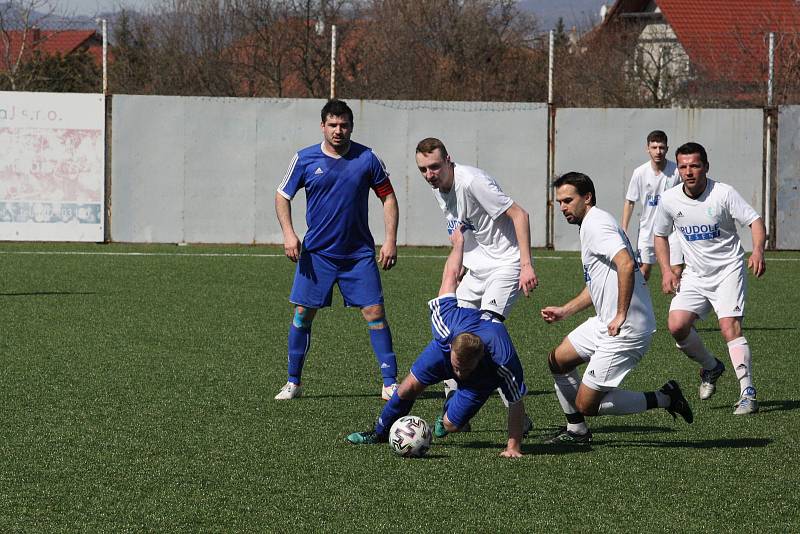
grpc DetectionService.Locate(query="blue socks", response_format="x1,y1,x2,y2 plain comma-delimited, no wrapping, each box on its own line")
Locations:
287,324,311,384
368,320,397,386
375,394,414,436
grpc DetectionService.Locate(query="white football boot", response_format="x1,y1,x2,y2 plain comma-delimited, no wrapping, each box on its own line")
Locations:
274,382,302,400
733,387,759,415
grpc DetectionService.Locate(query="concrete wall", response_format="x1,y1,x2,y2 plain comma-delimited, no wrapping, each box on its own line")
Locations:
554,108,764,251
777,106,800,250
111,96,549,246
112,97,773,250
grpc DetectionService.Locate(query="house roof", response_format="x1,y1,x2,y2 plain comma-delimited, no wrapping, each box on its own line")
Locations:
600,0,800,84
1,29,103,68
658,0,800,83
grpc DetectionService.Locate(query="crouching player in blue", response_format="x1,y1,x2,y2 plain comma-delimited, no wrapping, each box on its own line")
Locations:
347,226,531,458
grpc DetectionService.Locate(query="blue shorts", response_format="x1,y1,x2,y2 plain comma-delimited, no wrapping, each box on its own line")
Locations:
289,250,384,309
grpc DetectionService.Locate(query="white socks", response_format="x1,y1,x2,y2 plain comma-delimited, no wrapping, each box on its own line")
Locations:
728,336,754,393
676,328,717,370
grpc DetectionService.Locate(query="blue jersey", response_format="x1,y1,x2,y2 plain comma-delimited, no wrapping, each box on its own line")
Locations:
277,141,390,259
412,294,526,403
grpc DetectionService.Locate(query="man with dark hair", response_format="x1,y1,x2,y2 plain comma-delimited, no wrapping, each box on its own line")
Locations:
622,130,683,281
274,99,400,401
540,172,692,445
415,137,538,401
654,142,766,414
347,226,531,458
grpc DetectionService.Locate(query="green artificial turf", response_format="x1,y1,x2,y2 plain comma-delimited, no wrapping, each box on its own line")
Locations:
0,244,797,532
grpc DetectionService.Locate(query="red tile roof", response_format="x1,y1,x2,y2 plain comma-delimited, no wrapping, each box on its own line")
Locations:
657,0,800,84
1,29,103,69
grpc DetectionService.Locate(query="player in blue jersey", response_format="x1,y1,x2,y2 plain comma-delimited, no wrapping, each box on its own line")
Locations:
347,226,531,458
274,100,400,401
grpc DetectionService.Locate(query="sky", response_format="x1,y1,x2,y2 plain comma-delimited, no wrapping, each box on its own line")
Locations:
62,0,161,16
62,0,608,29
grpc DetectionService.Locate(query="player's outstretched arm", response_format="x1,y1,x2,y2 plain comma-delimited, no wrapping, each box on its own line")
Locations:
378,192,399,270
505,203,538,296
654,235,679,293
749,217,766,277
275,193,300,262
439,225,465,296
501,400,526,458
541,287,592,323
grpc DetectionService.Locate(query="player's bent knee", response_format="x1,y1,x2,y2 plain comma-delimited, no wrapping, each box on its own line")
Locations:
667,317,690,339
293,307,315,329
575,398,599,417
361,304,385,323
548,349,574,375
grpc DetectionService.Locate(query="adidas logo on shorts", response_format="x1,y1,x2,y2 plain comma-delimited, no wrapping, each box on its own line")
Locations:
588,369,595,377
489,299,497,306
676,211,685,217
733,305,741,312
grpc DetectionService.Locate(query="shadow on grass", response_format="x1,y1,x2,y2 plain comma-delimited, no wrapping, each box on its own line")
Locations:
709,399,800,413
313,389,553,401
695,326,796,332
590,424,676,435
605,437,772,449
0,291,98,297
446,440,592,456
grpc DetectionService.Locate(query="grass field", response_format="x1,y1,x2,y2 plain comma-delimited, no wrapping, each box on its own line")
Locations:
0,242,798,532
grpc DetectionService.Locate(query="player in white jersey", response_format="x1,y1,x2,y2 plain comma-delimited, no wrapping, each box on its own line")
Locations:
653,142,766,415
415,137,538,400
622,130,684,280
539,172,692,445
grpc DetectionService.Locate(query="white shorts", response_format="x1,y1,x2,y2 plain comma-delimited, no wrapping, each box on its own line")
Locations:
670,265,747,320
638,232,683,265
567,316,654,391
456,264,520,319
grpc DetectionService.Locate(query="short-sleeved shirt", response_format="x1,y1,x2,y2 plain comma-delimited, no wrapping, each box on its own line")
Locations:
653,179,760,280
410,295,526,403
432,164,519,271
625,160,681,246
277,141,390,259
580,207,656,337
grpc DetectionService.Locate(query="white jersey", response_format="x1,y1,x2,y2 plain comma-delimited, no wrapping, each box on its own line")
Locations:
580,207,656,336
432,163,519,271
654,179,760,279
625,160,681,248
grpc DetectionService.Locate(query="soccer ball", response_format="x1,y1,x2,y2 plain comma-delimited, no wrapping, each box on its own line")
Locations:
389,415,432,458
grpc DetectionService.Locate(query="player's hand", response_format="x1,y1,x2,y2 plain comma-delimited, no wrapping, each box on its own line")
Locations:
540,306,566,323
500,445,524,458
607,312,627,337
379,240,397,270
661,270,680,294
449,224,465,246
283,233,301,262
518,263,538,297
748,251,766,278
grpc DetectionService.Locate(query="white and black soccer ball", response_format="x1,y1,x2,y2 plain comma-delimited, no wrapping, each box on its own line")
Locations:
389,415,432,458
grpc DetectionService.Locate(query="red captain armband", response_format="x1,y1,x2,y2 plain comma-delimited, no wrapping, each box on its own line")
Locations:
372,179,395,199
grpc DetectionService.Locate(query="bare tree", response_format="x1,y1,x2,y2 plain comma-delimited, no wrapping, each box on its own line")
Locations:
339,0,543,101
0,0,61,90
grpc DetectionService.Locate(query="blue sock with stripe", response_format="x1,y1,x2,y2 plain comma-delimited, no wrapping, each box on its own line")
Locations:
375,394,414,436
287,324,311,384
368,319,397,387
